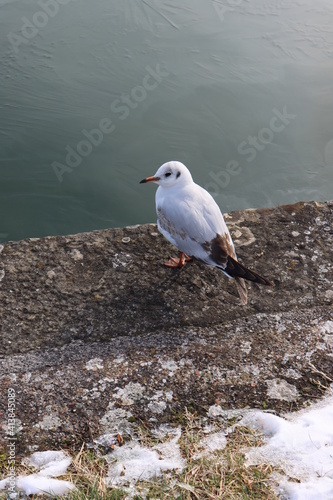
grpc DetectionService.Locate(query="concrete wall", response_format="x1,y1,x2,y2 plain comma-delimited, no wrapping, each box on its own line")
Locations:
0,201,332,455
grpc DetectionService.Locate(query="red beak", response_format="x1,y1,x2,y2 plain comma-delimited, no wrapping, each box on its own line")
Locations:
140,175,160,184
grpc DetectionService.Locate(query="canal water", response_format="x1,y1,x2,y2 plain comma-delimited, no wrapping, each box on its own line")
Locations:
1,0,333,242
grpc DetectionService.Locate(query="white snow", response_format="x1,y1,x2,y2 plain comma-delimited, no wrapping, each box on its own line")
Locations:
151,423,177,440
0,478,10,491
23,451,72,477
16,475,74,497
106,426,185,488
107,444,173,484
277,474,333,500
1,394,333,499
193,431,227,459
0,450,75,497
242,394,333,499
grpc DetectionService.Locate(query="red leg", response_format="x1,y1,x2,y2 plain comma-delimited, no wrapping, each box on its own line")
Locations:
164,252,193,268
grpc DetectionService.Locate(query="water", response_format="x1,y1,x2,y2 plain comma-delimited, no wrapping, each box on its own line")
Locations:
1,0,333,243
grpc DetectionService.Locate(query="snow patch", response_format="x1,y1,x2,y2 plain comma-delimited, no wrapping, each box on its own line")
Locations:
243,395,333,499
277,474,333,500
193,431,227,459
106,426,185,489
0,450,74,497
151,424,178,440
23,451,71,477
17,475,74,497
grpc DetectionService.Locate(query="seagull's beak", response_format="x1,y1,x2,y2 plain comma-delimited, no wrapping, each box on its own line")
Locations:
140,175,160,184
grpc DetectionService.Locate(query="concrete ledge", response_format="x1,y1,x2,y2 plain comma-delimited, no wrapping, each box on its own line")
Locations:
0,201,332,456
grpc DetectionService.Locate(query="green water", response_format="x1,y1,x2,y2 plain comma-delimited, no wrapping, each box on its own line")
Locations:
1,0,333,242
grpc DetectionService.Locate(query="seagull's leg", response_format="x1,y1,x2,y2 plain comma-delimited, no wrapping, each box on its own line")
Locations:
184,254,193,263
164,252,193,268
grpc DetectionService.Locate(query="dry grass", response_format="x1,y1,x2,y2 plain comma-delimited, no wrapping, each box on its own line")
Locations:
60,444,126,499
0,409,279,499
135,409,278,500
0,446,126,500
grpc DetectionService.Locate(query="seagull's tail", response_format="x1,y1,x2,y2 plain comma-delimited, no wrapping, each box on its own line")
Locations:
235,278,248,305
225,256,273,304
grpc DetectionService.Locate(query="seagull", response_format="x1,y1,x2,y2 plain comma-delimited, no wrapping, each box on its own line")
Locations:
140,161,273,304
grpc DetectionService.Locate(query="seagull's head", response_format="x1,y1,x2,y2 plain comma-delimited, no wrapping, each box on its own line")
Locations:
140,161,193,188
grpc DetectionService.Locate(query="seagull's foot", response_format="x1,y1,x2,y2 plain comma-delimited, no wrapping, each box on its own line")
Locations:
164,252,193,268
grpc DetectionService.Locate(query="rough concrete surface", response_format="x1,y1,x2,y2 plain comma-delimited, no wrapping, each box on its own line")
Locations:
0,201,332,457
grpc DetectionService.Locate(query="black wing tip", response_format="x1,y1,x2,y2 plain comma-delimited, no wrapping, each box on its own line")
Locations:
257,276,274,287
226,256,274,286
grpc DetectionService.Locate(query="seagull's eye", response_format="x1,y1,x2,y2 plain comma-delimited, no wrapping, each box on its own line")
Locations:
165,172,172,177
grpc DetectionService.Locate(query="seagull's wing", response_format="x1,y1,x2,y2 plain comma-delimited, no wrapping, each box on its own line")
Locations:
156,183,236,263
156,182,273,306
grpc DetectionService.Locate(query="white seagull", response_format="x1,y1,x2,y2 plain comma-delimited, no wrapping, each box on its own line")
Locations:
140,161,273,304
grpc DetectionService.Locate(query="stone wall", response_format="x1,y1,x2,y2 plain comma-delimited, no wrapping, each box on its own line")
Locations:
0,201,332,455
